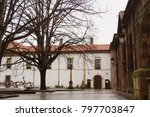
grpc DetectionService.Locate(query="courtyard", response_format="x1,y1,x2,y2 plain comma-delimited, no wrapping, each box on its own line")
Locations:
3,89,127,100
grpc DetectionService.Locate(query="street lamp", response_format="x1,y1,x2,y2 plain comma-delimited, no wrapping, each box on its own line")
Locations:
68,58,73,89
111,57,115,64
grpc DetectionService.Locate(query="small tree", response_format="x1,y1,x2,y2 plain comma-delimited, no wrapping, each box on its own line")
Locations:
8,0,100,90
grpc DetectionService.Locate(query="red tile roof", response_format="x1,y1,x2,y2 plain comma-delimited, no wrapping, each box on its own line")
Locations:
7,43,110,53
60,44,110,53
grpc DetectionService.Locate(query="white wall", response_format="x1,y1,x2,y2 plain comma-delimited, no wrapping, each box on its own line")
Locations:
0,53,111,89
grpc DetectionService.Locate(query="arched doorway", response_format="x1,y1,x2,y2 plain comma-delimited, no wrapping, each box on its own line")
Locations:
93,75,102,89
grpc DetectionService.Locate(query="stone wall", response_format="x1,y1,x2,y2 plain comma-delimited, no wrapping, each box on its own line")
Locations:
148,84,150,100
110,0,150,99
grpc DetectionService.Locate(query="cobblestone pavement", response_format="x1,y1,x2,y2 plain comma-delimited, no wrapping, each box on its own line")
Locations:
3,89,127,100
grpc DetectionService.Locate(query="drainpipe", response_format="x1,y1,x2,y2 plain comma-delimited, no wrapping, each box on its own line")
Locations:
82,54,86,89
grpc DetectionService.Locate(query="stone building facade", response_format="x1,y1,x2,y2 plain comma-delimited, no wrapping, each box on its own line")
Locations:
0,42,111,89
110,0,150,99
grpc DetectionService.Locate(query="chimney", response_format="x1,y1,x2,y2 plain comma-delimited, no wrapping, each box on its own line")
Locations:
90,37,94,45
59,38,63,45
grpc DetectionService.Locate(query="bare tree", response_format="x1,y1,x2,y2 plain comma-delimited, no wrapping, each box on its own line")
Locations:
8,0,100,90
0,0,39,67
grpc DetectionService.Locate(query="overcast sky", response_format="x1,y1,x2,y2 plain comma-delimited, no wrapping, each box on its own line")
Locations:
92,0,128,44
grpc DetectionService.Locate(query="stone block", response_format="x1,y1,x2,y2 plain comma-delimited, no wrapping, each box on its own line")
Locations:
133,68,150,99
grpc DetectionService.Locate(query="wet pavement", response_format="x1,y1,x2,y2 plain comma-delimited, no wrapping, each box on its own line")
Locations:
3,89,127,100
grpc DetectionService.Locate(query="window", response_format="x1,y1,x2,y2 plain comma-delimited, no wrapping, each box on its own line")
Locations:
6,58,12,69
4,75,11,87
67,58,73,69
95,58,101,69
26,61,32,69
5,75,11,83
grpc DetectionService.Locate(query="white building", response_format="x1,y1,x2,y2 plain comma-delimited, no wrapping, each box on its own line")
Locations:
0,43,111,89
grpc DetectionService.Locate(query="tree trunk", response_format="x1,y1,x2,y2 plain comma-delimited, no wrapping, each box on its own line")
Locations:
40,69,47,90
